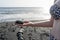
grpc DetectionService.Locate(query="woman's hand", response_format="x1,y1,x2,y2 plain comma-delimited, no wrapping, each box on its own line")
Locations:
15,20,33,26
23,21,33,26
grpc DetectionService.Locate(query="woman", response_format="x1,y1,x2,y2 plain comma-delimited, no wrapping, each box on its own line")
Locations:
15,0,60,40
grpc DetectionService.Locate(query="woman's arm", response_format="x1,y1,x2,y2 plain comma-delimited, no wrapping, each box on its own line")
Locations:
23,17,54,27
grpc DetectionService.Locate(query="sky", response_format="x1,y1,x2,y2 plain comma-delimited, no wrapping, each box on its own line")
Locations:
0,0,54,7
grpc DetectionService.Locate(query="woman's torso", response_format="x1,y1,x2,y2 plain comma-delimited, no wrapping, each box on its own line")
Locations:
50,0,60,40
51,20,60,40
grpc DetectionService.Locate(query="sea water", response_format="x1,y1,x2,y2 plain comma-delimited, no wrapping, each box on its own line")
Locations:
0,7,51,22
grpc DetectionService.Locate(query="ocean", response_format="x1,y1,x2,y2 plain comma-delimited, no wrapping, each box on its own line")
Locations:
0,7,51,22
